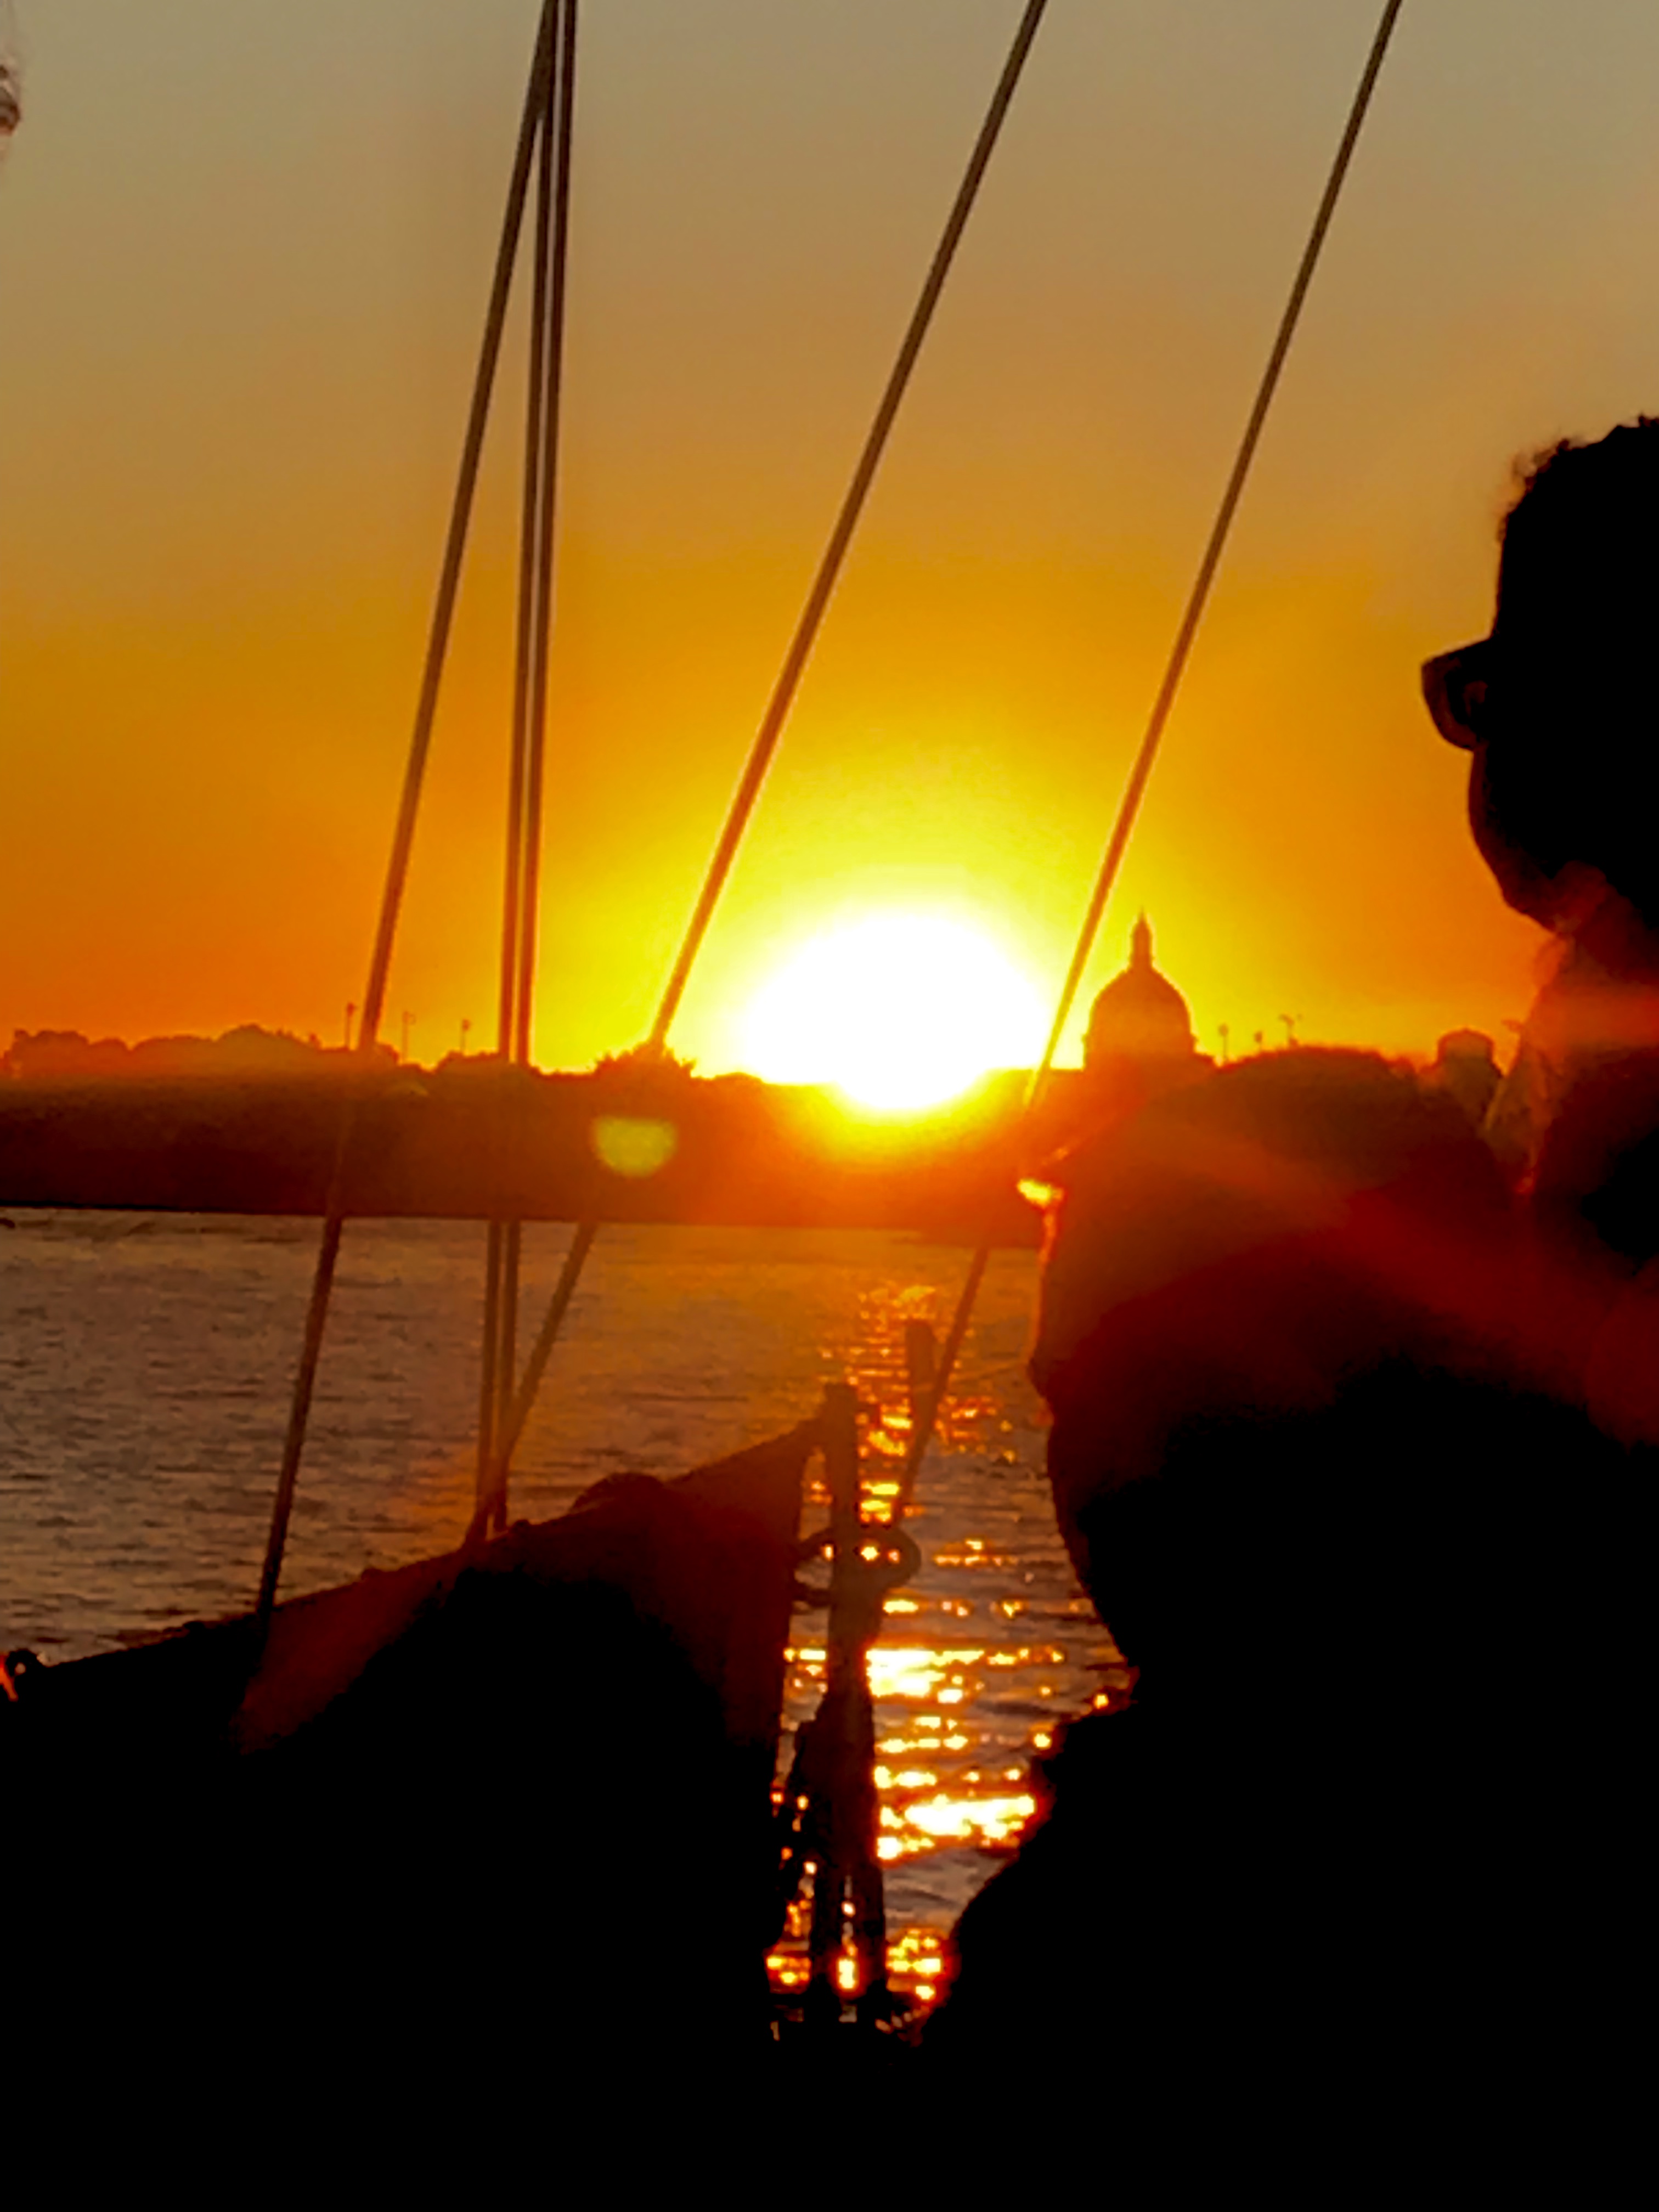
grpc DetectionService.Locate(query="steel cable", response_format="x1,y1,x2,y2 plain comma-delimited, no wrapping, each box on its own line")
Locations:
257,3,559,1623
895,0,1408,1517
500,0,1052,1466
479,0,580,1538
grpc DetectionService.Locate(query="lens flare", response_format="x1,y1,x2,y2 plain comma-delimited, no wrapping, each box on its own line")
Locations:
590,1115,678,1178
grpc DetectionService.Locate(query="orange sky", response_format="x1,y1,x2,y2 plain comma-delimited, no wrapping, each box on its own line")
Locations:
4,1,1658,1074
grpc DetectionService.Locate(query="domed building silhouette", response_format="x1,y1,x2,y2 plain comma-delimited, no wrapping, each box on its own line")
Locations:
1084,915,1201,1076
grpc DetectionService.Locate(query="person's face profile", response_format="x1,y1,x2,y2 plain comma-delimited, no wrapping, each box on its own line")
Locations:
1424,622,1562,925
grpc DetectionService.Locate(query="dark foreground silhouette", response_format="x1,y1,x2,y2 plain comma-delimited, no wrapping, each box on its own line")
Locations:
4,1432,810,2087
933,1049,1647,2123
928,424,1659,2140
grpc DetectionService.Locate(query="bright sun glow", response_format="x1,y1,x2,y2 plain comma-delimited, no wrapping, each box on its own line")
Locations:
740,913,1045,1109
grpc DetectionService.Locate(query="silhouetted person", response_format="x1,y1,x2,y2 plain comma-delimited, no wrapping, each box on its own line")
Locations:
928,424,1656,2153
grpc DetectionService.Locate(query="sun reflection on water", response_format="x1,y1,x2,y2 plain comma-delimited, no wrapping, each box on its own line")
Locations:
0,1216,1114,2030
770,1271,1131,2021
882,1792,1038,1849
766,1920,953,2009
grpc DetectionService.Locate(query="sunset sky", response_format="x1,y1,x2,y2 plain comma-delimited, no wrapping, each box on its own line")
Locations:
4,1,1658,1078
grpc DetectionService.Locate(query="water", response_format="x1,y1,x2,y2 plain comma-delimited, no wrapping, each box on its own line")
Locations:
0,1209,1125,2005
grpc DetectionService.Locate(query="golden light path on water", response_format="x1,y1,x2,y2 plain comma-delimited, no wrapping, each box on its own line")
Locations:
761,1270,1128,2017
0,1215,1124,2023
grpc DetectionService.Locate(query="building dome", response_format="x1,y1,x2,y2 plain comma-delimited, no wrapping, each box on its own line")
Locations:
1085,916,1197,1069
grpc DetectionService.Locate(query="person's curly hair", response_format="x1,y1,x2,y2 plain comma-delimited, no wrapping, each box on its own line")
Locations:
1488,417,1659,924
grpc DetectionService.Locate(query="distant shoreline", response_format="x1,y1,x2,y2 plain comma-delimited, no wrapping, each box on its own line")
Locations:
0,1064,1059,1244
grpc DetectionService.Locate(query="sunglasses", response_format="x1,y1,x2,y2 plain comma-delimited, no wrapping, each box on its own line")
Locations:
1421,638,1494,751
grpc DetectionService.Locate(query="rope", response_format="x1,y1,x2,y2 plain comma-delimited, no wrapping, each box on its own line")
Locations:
500,0,1053,1463
477,0,580,1539
476,33,558,1523
498,63,554,1076
895,0,1408,1517
516,0,579,1070
498,1218,597,1470
647,0,1051,1051
476,1217,506,1508
256,2,559,1627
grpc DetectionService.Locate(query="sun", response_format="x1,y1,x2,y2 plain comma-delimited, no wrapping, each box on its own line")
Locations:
739,912,1046,1109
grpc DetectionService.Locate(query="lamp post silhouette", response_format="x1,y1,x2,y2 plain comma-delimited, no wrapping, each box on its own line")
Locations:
1279,1013,1300,1049
344,1002,357,1052
400,1011,415,1064
459,1016,472,1056
1218,1022,1230,1065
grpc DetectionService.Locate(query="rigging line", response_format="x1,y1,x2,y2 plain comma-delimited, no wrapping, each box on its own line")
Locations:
492,1219,523,1521
498,0,1052,1468
515,0,579,1075
646,0,1049,1053
478,32,558,1521
894,0,1409,1520
476,1217,506,1506
256,1,559,1627
478,14,566,1530
498,44,557,1071
486,0,580,1537
498,1217,598,1471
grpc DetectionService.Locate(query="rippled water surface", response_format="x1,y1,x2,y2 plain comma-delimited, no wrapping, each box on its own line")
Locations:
0,1211,1123,1999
